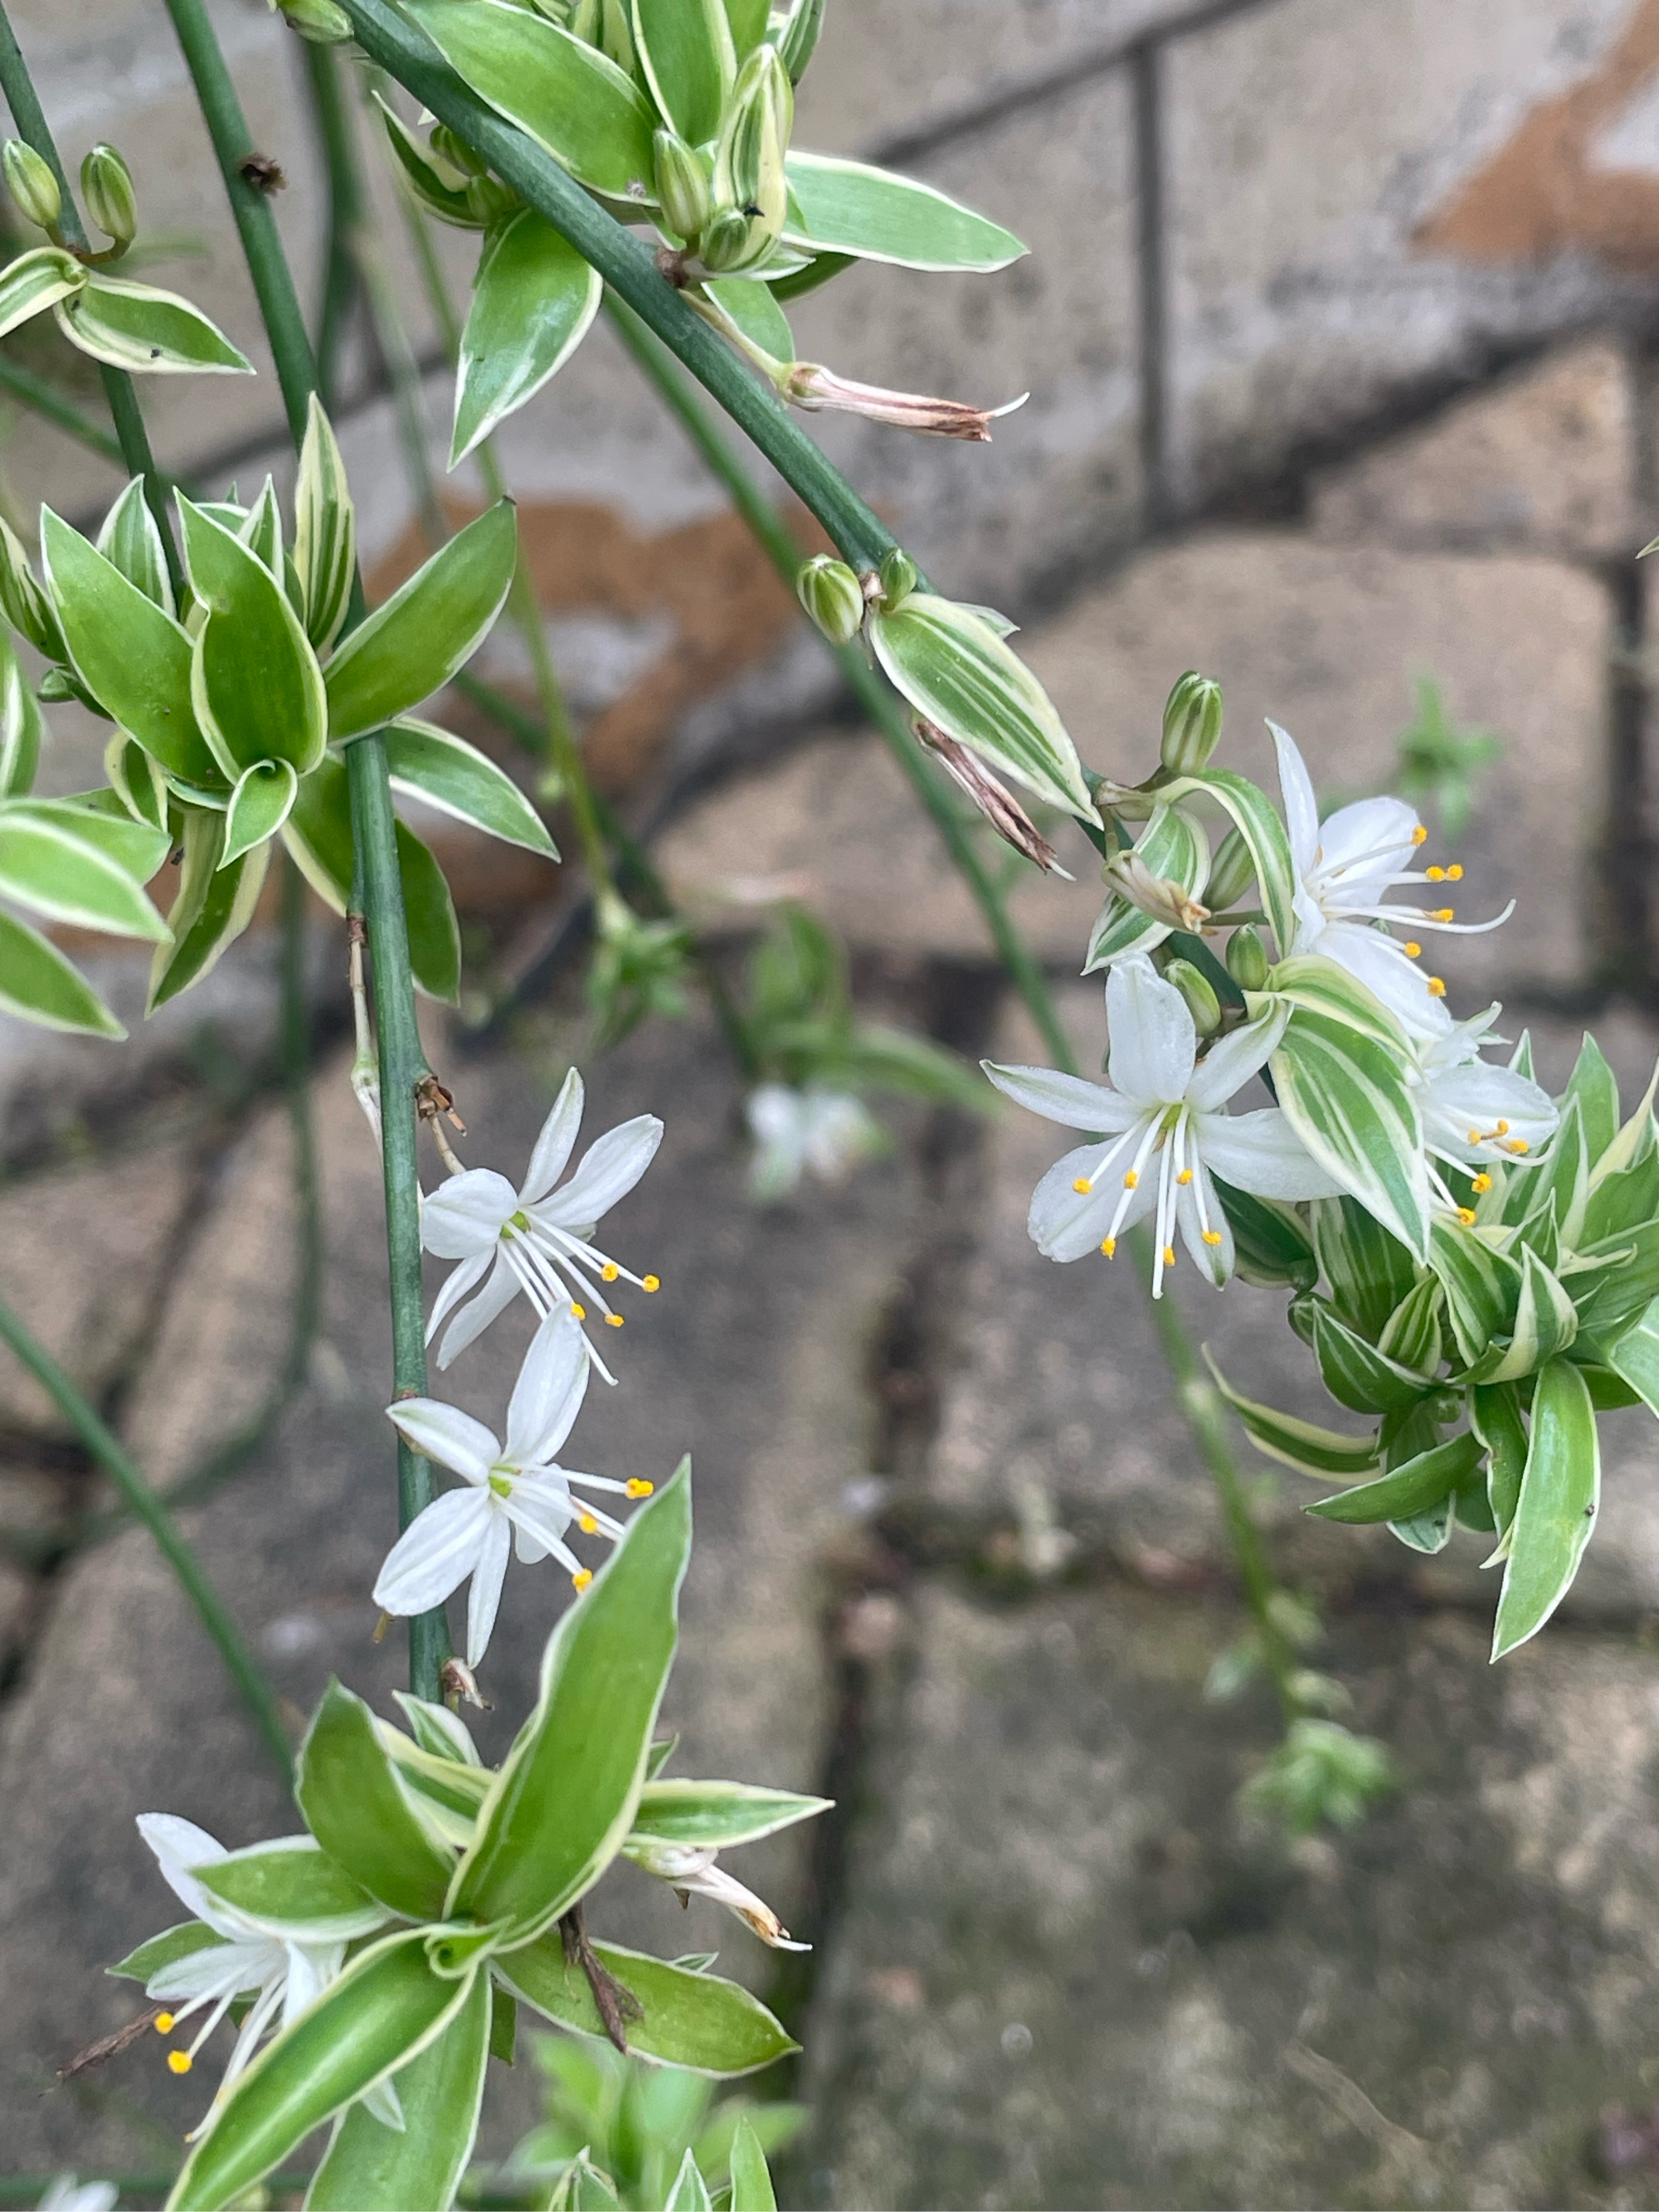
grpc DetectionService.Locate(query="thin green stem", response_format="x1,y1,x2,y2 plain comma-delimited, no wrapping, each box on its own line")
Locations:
0,1298,292,1775
303,40,365,406
0,354,124,464
338,0,897,576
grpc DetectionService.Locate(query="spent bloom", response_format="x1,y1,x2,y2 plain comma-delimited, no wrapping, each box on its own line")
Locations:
375,1310,655,1667
421,1067,662,1376
1411,1002,1557,1215
1272,720,1511,1039
784,363,1028,440
985,952,1342,1296
625,1838,810,1952
747,1082,883,1202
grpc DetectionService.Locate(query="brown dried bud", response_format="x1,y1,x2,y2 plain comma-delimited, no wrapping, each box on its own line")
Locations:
1101,848,1210,933
786,363,1028,440
914,716,1070,876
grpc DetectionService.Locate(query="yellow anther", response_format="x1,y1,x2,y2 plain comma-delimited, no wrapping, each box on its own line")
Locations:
572,1569,593,1592
1411,825,1428,844
579,1514,598,1534
625,1478,654,1498
642,1275,660,1293
1457,1206,1477,1225
1202,1230,1224,1247
1429,907,1455,923
1163,1245,1176,1266
1426,866,1445,882
1472,1174,1492,1194
1073,1177,1092,1194
1124,1170,1139,1189
1428,977,1446,997
1467,1130,1482,1144
605,1312,625,1328
154,2012,175,2035
1507,1138,1530,1155
168,2050,192,2075
1447,864,1463,881
1176,1169,1194,1185
570,1302,586,1321
1496,1121,1510,1135
1100,1237,1117,1258
1404,941,1422,958
601,1263,619,1282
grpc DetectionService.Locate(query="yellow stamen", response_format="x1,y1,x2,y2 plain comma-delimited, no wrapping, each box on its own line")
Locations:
1428,907,1454,923
1202,1229,1224,1246
1124,1170,1139,1189
1163,1245,1176,1266
1100,1237,1117,1258
625,1478,654,1498
605,1313,625,1328
601,1263,619,1282
1073,1177,1092,1194
168,2050,192,2075
1176,1169,1194,1185
1507,1138,1530,1155
1447,864,1463,881
570,1302,586,1321
1472,1174,1492,1194
572,1569,593,1592
1411,825,1428,844
154,2013,175,2035
1457,1206,1476,1225
1426,866,1445,882
579,1514,597,1534
1467,1130,1482,1144
1428,977,1446,997
1496,1121,1510,1135
1404,941,1422,958
642,1275,660,1293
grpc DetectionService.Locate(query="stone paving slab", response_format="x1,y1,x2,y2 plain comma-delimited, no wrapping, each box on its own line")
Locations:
801,1579,1659,2210
0,1005,925,2170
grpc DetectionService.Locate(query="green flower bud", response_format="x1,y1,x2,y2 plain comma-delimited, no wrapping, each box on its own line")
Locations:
878,547,917,610
571,0,601,39
1426,1387,1463,1425
1225,924,1269,992
36,667,81,704
1165,957,1222,1037
653,129,712,246
1160,668,1223,776
708,43,791,270
430,124,489,180
275,0,353,41
465,175,519,226
2,140,59,231
80,143,136,246
698,206,757,273
776,0,826,85
1204,824,1257,912
795,554,864,645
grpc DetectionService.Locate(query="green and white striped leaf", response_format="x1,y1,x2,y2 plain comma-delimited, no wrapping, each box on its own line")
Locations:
781,152,1024,271
666,2151,713,2212
1304,1428,1482,1525
0,804,168,938
180,497,328,777
404,0,659,202
1491,1358,1599,1659
0,907,123,1037
1204,1349,1380,1478
1248,953,1408,1053
1084,805,1209,970
283,752,354,912
500,1937,797,2076
105,734,171,834
728,2119,777,2212
392,1693,482,1767
297,1681,456,1923
1467,1246,1579,1383
96,476,173,615
1428,1219,1521,1369
1376,1272,1442,1377
1308,1300,1434,1416
304,1971,491,2212
109,1920,227,1986
1564,1032,1620,1162
0,513,67,661
0,244,84,338
1606,1294,1659,1420
1470,1380,1527,1548
222,759,299,868
1210,1174,1320,1290
56,273,252,376
628,1779,830,1850
148,810,269,1009
240,477,285,581
1270,1008,1429,1260
1311,1196,1419,1340
1160,766,1297,955
387,717,557,857
0,633,41,796
295,398,357,654
634,0,734,144
19,791,168,883
867,593,1093,821
452,211,601,464
370,91,479,228
397,819,462,1004
702,276,793,367
197,1838,391,1945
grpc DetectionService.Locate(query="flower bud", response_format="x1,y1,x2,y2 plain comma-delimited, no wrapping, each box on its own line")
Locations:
653,129,711,246
1165,957,1221,1037
697,207,756,273
275,0,354,41
708,43,791,270
430,124,488,180
1204,826,1257,913
1160,668,1223,776
776,0,825,84
796,554,864,645
1225,924,1269,992
80,143,136,246
3,141,59,231
36,667,81,704
878,547,917,610
1102,848,1209,935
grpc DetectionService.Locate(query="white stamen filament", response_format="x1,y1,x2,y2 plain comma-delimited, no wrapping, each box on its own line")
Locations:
1105,1115,1165,1246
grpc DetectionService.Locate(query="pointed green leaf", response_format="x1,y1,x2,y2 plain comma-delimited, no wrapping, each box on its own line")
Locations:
197,1838,392,1943
450,1466,691,1945
1467,1247,1579,1383
0,805,168,938
0,634,41,797
727,2117,776,2212
180,497,328,775
297,1682,455,1921
404,1,659,201
781,151,1024,271
702,276,792,367
1565,1033,1620,1161
628,1780,830,1850
0,907,123,1036
453,211,601,463
109,1919,227,1985
105,733,171,834
1428,1218,1521,1368
1209,1174,1319,1290
393,1692,483,1767
1492,1359,1599,1658
397,819,462,1004
324,503,517,742
40,508,221,785
0,245,84,336
1588,1057,1658,1191
1271,1008,1429,1259
666,2149,713,2212
222,758,299,868
1606,1294,1659,1420
1249,953,1408,1053
1308,1301,1434,1415
370,91,480,228
1305,1428,1481,1524
634,0,734,144
1515,1095,1588,1248
489,1984,517,2064
1158,765,1298,956
285,752,354,912
1204,1349,1380,1478
867,593,1093,821
57,273,252,375
21,791,168,882
238,476,285,583
294,397,358,653
0,513,66,661
1376,1272,1442,1377
148,810,267,1009
725,0,769,56
501,1937,796,2076
165,1932,471,2212
1564,1220,1659,1343
96,477,173,615
1084,804,1209,970
1470,1381,1527,1538
386,717,557,857
304,1969,490,2212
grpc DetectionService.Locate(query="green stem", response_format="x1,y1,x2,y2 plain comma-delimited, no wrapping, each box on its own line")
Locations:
164,0,450,1697
0,1298,292,1775
338,0,897,576
0,354,124,464
303,40,365,406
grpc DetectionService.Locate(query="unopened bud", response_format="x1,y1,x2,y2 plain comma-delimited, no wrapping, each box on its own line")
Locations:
698,206,756,273
878,547,917,610
3,141,59,231
427,124,484,180
1204,825,1257,912
1225,924,1269,991
796,554,864,645
1164,957,1221,1037
1102,848,1209,935
465,174,518,225
275,0,354,41
36,667,83,705
709,43,791,269
776,0,825,84
81,143,137,246
1160,669,1223,776
653,129,711,245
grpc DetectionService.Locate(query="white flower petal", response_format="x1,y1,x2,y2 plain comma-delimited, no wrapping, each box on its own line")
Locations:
1105,955,1196,1107
981,1061,1137,1132
1312,795,1421,906
503,1475,580,1566
385,1400,499,1485
147,1935,274,2002
1316,921,1449,1043
1198,1107,1346,1200
435,1250,523,1369
420,1169,518,1260
465,1510,513,1667
136,1814,232,1931
373,1486,494,1616
503,1311,589,1467
520,1067,585,1206
423,1248,490,1346
536,1115,664,1232
1421,1062,1559,1164
1183,1003,1291,1114
1270,720,1321,877
360,2073,407,2133
1029,1136,1155,1261
801,1090,882,1179
280,1941,343,2029
1176,1159,1234,1286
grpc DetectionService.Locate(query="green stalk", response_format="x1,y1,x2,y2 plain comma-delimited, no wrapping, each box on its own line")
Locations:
163,0,450,1697
611,306,1302,1721
0,1298,292,1775
0,354,125,464
338,0,896,576
0,5,183,594
303,40,365,406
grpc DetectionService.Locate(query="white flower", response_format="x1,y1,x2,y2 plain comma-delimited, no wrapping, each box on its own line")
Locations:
375,1311,655,1668
1272,720,1512,1039
134,1815,349,2105
746,1083,883,1201
625,1839,810,1952
421,1067,663,1377
1411,1003,1557,1215
984,953,1343,1297
37,2180,118,2212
